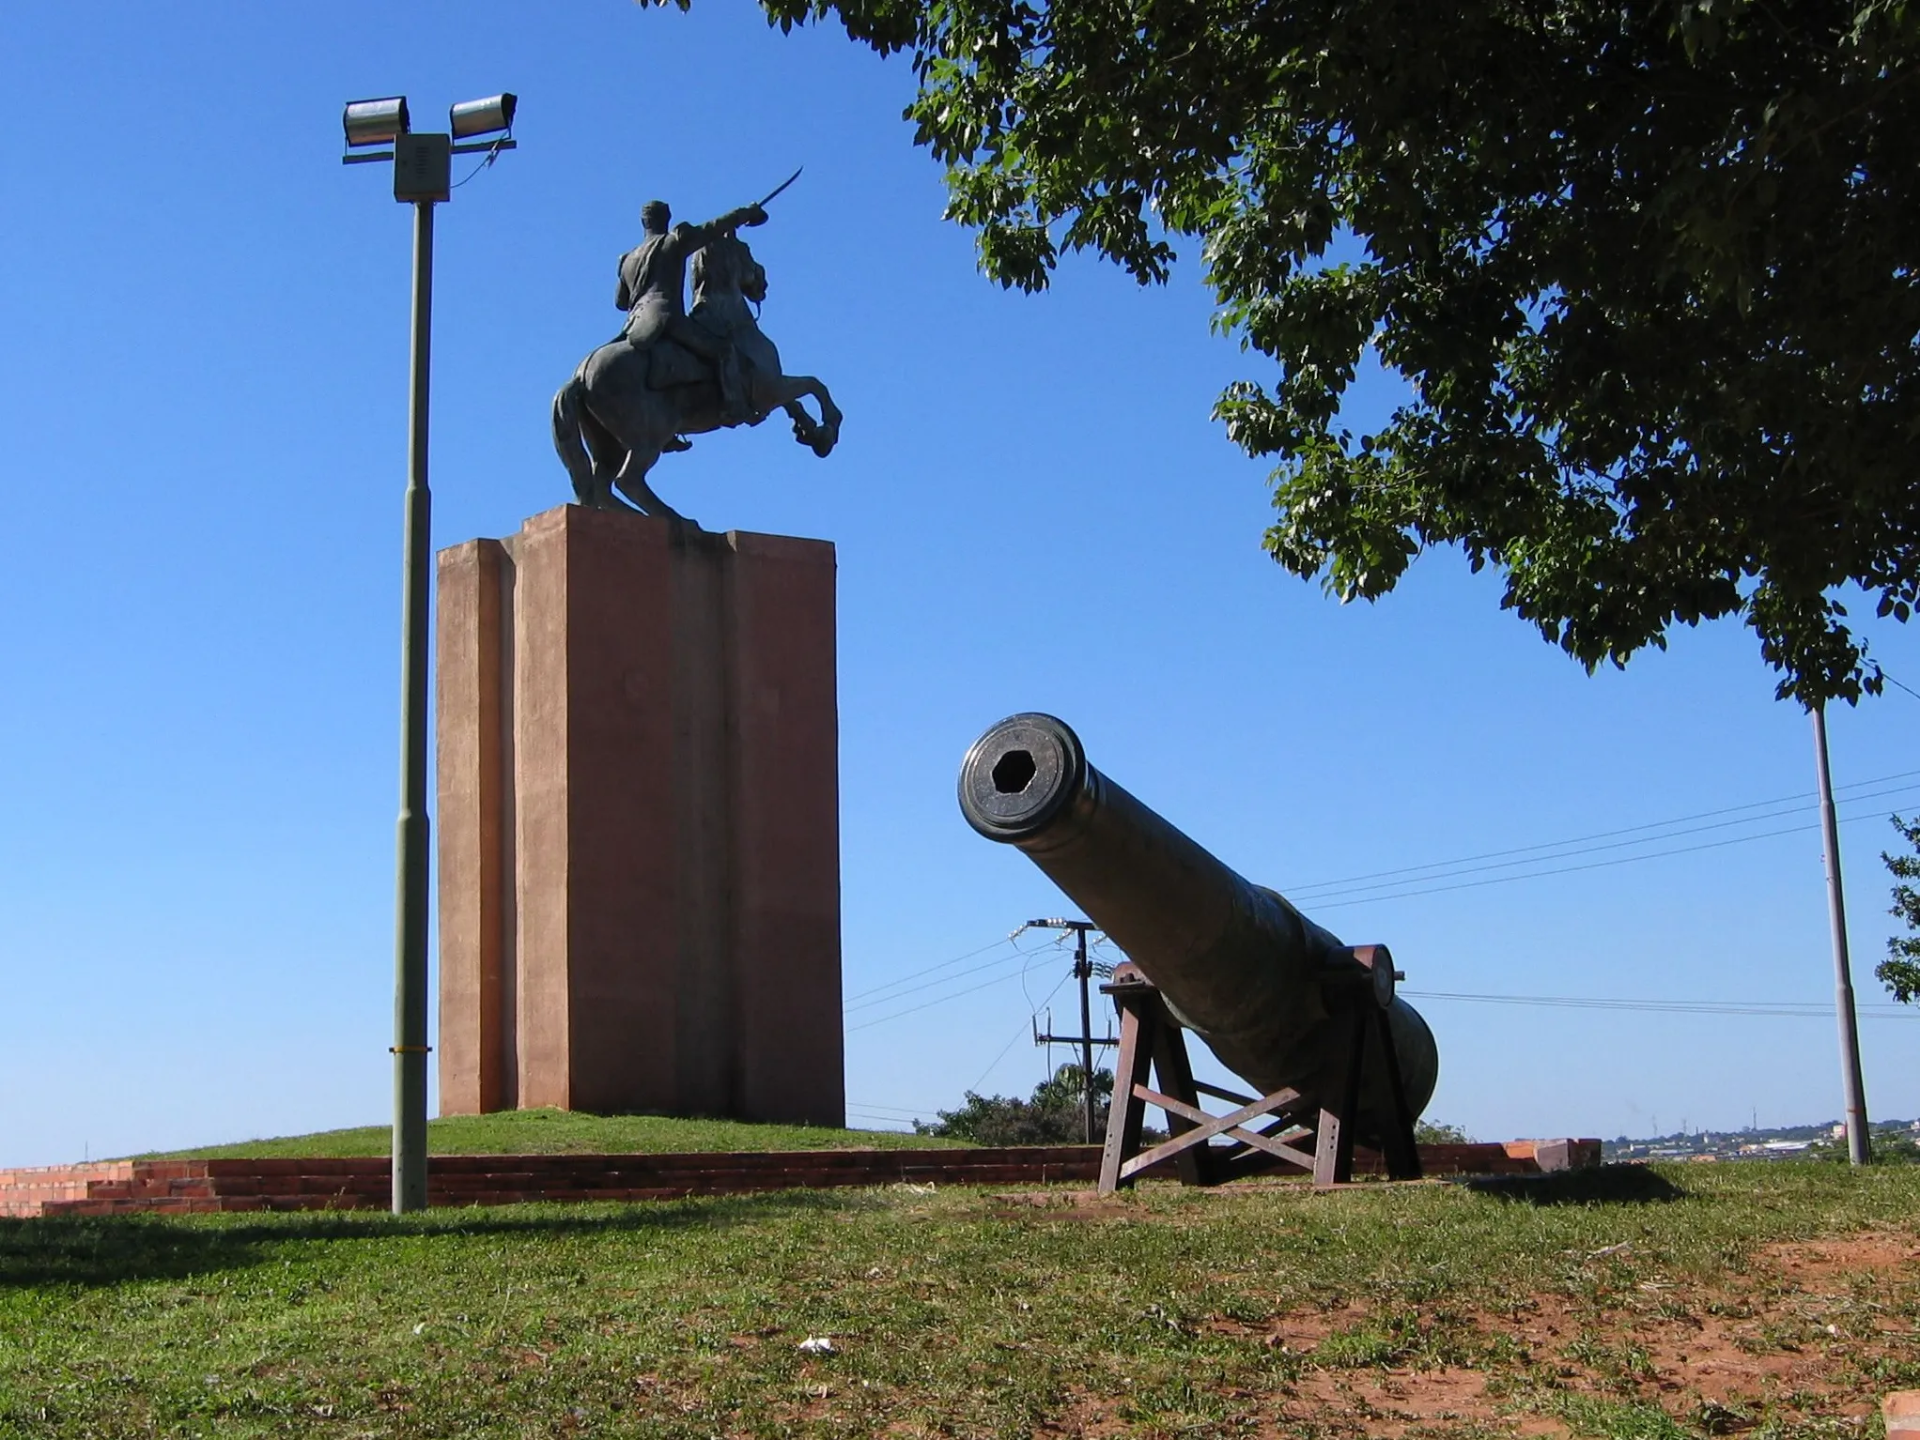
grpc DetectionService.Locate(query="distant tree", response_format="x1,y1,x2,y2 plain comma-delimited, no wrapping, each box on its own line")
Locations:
1879,1133,1920,1163
1881,814,1920,1003
916,1064,1115,1145
1809,1127,1920,1163
658,0,1920,703
1414,1120,1471,1145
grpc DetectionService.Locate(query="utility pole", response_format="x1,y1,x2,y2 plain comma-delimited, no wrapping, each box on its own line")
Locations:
1023,919,1113,1143
1812,701,1872,1165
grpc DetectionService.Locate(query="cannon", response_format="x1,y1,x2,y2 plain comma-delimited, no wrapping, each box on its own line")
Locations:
958,712,1438,1188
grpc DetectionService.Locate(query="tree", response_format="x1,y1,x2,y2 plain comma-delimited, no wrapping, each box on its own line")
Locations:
916,1064,1118,1144
669,0,1920,703
1880,813,1920,1003
1809,1125,1920,1161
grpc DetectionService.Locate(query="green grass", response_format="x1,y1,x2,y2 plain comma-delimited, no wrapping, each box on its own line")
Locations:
130,1108,966,1160
2,1162,1916,1438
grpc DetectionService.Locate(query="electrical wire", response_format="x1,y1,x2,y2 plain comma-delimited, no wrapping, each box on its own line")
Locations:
846,944,1057,1032
1405,989,1917,1019
1881,670,1920,704
449,139,507,189
844,766,1920,1031
1310,805,1902,911
842,941,1057,1018
1281,768,1920,899
843,931,1028,1005
845,804,1908,1020
966,969,1074,1093
1289,782,1920,904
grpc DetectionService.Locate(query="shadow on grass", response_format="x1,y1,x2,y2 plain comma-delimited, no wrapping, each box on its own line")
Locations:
0,1188,877,1289
1459,1164,1687,1206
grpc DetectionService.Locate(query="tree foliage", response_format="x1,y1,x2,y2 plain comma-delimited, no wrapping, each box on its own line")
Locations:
1809,1126,1920,1161
671,0,1920,702
915,1064,1117,1144
1881,813,1920,1002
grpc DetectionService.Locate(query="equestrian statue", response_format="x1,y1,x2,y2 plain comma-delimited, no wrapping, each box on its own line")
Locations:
551,177,841,524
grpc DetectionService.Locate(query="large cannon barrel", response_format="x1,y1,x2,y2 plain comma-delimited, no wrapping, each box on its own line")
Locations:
958,713,1438,1137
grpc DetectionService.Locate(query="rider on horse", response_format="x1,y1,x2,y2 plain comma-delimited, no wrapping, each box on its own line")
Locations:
618,199,767,438
554,183,840,519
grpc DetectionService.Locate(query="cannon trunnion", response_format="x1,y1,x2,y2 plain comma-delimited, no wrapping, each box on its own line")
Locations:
958,713,1438,1189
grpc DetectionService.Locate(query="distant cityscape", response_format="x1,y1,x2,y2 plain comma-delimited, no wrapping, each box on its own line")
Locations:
1602,1117,1920,1162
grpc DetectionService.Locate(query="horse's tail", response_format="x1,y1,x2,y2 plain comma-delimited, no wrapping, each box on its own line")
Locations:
551,376,596,504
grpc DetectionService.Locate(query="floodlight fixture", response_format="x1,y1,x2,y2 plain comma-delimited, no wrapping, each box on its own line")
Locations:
450,93,516,141
343,96,410,149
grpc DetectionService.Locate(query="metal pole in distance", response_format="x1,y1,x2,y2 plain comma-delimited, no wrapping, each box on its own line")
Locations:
1811,702,1872,1166
392,197,436,1213
1075,927,1096,1145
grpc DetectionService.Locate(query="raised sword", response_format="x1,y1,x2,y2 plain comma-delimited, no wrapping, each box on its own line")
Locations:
756,166,804,209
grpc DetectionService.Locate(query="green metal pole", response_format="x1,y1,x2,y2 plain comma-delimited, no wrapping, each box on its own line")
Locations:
392,197,435,1213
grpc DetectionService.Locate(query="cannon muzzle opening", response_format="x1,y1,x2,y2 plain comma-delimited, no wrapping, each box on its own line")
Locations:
959,712,1086,842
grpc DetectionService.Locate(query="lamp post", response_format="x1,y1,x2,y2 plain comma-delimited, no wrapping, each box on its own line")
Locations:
343,93,517,1214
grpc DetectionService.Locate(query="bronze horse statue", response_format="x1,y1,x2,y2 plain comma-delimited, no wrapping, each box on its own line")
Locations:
551,233,841,522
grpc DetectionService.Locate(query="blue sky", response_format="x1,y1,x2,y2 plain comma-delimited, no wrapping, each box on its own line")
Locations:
2,0,1915,1167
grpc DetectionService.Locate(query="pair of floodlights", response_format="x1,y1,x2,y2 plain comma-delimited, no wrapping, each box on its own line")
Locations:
341,93,517,203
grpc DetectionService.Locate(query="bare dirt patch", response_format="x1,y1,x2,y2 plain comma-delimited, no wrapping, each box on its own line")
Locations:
1761,1229,1920,1284
1037,1227,1920,1438
989,1189,1135,1223
1285,1366,1567,1439
1200,1302,1371,1353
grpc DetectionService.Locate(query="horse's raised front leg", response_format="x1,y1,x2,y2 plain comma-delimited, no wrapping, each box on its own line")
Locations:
762,374,842,458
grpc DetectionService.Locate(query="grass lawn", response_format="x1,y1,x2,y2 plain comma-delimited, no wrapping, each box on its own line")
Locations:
2,1161,1917,1437
130,1109,966,1160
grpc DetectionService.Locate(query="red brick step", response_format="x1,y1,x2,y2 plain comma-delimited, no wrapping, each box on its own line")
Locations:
0,1140,1599,1217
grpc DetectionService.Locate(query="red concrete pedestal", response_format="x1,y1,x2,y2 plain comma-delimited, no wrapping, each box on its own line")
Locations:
435,504,843,1126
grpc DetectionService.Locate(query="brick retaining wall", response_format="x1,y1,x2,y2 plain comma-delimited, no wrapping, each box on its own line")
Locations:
0,1140,1598,1217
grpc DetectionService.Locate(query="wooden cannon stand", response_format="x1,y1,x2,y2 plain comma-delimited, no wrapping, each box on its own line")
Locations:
1097,946,1423,1194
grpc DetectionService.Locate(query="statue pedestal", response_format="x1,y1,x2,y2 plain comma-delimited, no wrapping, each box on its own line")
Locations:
435,504,843,1126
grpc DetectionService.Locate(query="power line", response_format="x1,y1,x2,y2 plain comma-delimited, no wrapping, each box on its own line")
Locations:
845,1110,921,1129
967,969,1074,1092
842,802,1903,1019
1290,782,1920,905
1406,988,1918,1019
966,1017,1035,1094
842,940,1056,1016
842,765,1920,1033
1311,804,1909,912
846,944,1058,1032
842,931,1026,1005
1876,667,1920,704
1281,767,1920,899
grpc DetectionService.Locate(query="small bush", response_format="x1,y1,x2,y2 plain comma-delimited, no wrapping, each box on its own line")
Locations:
915,1065,1114,1145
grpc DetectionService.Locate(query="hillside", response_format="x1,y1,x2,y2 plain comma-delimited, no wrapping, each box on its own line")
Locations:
2,1162,1915,1437
130,1108,963,1161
